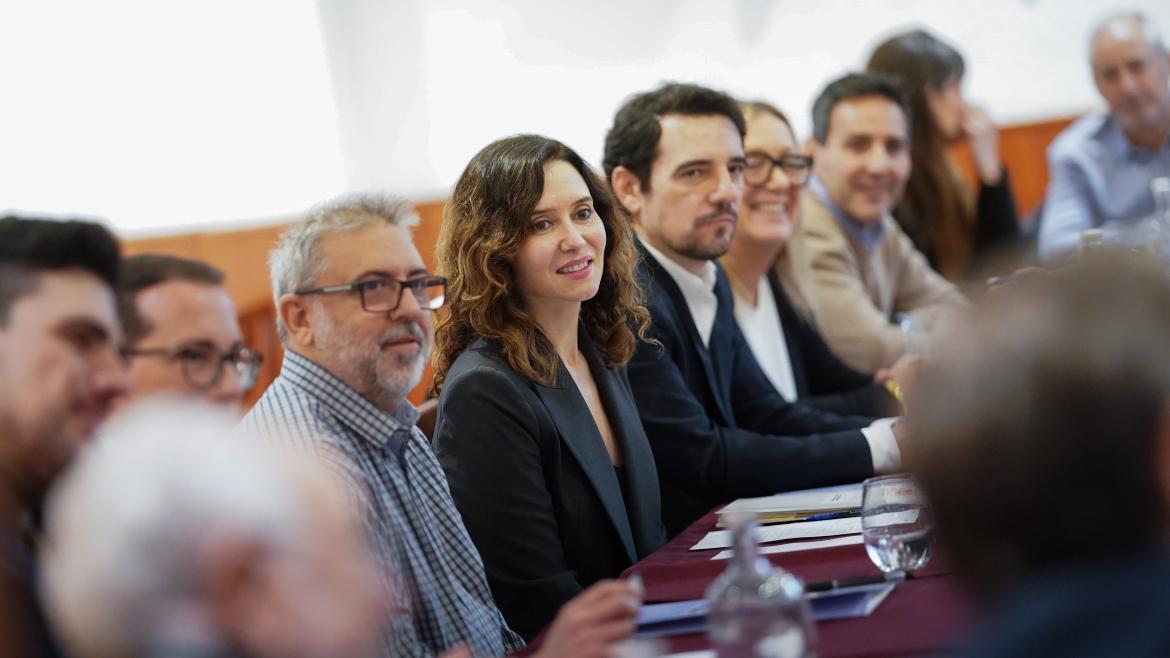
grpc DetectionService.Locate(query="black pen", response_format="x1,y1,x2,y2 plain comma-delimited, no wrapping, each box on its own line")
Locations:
804,570,906,593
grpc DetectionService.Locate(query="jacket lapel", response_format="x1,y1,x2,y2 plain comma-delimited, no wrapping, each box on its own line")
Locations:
533,346,638,563
579,334,662,558
637,242,735,425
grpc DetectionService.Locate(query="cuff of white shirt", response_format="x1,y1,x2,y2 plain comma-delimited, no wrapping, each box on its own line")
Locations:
861,416,902,474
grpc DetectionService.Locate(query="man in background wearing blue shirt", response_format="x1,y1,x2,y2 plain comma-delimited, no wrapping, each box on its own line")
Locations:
1038,12,1170,259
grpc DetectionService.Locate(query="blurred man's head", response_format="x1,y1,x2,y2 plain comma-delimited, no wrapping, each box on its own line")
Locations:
909,253,1170,599
1090,13,1170,142
270,195,432,413
41,399,386,658
119,254,259,410
810,73,912,227
604,82,747,275
0,216,128,508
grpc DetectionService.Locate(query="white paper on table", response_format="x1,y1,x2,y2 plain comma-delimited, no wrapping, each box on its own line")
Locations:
712,534,864,560
691,517,862,551
717,483,862,516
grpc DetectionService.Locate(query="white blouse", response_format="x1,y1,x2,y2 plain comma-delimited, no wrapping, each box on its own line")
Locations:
732,276,798,401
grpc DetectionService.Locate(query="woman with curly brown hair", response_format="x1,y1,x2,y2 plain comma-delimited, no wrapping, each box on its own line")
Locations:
430,134,664,640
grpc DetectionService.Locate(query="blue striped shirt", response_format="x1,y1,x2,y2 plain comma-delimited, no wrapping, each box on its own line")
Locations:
242,350,524,658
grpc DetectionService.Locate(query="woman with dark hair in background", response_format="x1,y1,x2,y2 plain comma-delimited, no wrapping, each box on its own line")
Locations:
431,134,663,639
867,29,1020,280
721,101,909,419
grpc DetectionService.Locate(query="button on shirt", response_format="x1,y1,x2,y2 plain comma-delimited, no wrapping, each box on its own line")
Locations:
242,350,524,658
1038,114,1170,260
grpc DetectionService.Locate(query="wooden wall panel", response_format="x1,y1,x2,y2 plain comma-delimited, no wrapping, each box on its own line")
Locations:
123,114,1077,411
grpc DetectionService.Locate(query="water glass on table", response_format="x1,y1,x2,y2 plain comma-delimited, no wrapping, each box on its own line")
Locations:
861,475,932,573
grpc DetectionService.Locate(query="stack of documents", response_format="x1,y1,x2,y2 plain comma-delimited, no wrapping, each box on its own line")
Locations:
715,484,861,527
692,517,862,551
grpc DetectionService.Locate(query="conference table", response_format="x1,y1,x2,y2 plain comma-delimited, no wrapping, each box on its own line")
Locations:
622,507,977,657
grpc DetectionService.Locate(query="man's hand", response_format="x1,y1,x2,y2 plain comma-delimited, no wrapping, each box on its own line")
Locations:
438,646,471,658
876,355,923,400
533,580,641,658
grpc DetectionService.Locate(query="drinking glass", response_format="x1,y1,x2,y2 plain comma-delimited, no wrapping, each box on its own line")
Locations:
861,475,932,573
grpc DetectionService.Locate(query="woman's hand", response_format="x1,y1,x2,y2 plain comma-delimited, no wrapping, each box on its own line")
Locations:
964,105,1003,185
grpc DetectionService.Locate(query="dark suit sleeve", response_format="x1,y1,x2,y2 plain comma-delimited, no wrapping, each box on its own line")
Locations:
788,313,898,418
974,167,1021,256
433,367,582,639
627,311,875,504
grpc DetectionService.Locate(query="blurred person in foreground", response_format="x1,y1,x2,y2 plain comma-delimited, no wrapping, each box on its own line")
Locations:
0,216,129,658
118,254,262,411
720,100,911,418
909,251,1170,657
1038,12,1170,260
40,399,389,658
244,194,640,657
793,73,966,373
866,29,1020,280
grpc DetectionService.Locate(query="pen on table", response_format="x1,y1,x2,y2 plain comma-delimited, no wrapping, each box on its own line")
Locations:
803,510,860,522
804,570,906,593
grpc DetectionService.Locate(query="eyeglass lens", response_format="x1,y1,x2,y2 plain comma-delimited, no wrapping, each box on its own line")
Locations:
744,156,811,185
179,347,261,391
361,279,446,312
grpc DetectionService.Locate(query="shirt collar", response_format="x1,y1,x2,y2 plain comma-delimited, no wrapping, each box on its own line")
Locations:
809,175,887,251
1098,113,1170,159
279,349,419,451
640,236,718,295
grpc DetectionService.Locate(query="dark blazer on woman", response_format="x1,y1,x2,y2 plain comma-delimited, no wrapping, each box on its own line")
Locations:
433,329,666,640
767,270,898,419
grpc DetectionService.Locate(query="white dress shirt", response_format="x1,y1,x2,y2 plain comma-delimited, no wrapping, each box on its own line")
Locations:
641,239,719,347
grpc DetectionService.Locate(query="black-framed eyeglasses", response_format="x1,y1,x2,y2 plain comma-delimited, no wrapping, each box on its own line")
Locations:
294,275,448,313
122,342,263,392
744,153,814,186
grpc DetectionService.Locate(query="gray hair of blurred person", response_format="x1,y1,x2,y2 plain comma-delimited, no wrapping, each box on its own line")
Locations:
40,400,341,658
1091,11,1167,55
269,195,420,341
907,252,1170,600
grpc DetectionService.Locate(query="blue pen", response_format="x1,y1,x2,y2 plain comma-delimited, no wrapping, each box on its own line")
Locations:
804,510,860,522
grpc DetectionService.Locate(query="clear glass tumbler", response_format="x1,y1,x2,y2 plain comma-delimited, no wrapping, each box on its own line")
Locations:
861,475,932,574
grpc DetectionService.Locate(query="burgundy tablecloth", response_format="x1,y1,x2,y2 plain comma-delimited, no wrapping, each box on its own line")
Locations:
620,508,976,657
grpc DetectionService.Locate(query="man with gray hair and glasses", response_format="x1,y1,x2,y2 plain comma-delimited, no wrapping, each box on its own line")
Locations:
243,194,640,658
1038,12,1170,259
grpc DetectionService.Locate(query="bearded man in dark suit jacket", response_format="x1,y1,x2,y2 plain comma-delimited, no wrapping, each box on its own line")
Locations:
602,83,906,535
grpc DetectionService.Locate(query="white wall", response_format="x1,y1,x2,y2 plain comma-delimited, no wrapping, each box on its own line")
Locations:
0,0,342,235
3,0,1167,236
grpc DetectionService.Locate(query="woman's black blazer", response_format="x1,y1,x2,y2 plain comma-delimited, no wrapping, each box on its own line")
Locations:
433,330,666,640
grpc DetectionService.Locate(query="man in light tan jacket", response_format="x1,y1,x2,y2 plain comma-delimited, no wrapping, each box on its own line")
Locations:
792,73,965,372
